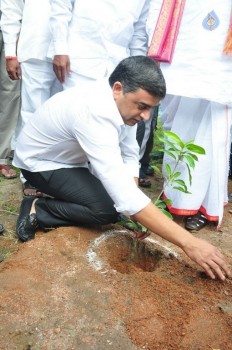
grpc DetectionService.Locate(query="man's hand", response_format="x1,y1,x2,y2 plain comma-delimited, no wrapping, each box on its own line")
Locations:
6,58,21,80
183,237,231,281
53,55,71,83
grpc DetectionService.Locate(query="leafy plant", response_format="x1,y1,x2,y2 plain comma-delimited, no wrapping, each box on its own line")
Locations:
153,130,205,217
117,130,205,234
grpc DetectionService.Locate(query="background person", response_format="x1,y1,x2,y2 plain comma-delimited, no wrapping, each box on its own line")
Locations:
147,0,232,231
0,2,20,179
1,0,62,195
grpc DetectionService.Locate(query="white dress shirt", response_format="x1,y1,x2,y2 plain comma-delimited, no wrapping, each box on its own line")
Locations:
14,79,150,215
49,0,151,78
1,0,52,62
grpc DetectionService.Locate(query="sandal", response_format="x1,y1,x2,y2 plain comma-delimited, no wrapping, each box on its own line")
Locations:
185,212,208,231
0,165,17,179
23,181,43,198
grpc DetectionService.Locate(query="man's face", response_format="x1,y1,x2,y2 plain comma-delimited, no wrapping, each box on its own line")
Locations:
112,82,160,126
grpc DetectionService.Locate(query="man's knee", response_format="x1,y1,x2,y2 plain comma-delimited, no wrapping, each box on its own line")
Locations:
93,210,118,225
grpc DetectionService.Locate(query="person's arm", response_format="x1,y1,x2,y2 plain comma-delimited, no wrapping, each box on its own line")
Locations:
132,202,231,281
146,0,163,46
1,0,23,80
49,0,74,83
129,0,151,56
120,125,140,180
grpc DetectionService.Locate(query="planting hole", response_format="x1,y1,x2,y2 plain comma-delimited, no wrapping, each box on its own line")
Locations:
95,233,165,274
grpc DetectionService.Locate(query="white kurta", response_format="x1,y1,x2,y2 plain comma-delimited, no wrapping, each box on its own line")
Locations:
0,0,62,133
147,0,232,104
147,0,232,226
49,0,151,79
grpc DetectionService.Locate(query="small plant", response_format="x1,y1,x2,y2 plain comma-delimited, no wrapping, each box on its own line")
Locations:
117,131,205,234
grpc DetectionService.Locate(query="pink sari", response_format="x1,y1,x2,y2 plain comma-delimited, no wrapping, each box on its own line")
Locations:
147,0,186,63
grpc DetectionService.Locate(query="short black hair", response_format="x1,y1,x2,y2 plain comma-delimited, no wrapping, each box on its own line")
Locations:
109,56,166,99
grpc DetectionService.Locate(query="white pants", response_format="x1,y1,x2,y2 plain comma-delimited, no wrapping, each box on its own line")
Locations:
17,59,63,183
161,95,231,227
19,59,62,129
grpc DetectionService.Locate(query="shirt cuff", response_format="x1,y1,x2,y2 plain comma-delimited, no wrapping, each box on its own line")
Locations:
4,43,17,57
53,41,69,55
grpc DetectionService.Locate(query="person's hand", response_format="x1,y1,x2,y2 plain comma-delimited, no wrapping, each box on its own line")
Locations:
183,237,231,281
53,55,71,83
6,58,21,80
133,230,150,240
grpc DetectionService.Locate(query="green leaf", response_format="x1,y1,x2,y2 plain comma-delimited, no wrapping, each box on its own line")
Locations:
185,144,206,154
161,139,180,151
165,163,172,175
163,198,172,205
188,153,198,161
162,149,177,160
186,163,192,186
171,171,181,179
164,131,185,148
150,165,161,175
184,154,195,169
173,186,191,194
174,179,186,186
161,209,173,219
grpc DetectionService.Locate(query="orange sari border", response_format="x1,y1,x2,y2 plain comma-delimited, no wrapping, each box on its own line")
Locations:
162,193,219,222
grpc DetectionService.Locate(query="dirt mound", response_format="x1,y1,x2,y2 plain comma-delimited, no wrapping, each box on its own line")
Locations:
0,177,232,350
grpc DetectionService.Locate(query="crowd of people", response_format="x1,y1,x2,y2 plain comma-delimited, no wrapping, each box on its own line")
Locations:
0,0,231,281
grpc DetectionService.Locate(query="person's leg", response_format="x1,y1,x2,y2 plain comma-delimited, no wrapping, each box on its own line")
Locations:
17,167,118,241
18,59,62,195
0,31,20,178
161,97,212,227
140,106,159,173
136,107,159,187
161,97,231,231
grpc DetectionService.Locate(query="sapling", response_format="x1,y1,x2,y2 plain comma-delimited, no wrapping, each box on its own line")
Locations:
117,130,205,236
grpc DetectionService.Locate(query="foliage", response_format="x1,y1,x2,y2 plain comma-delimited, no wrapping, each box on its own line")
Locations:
117,129,205,235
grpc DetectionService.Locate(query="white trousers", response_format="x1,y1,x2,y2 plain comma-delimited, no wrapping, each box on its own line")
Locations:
161,95,231,227
19,59,62,129
17,59,62,183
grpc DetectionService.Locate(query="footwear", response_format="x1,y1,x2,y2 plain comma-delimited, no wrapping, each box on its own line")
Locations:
138,177,151,188
0,224,4,234
0,165,17,179
23,181,43,197
139,168,151,188
150,152,164,161
141,164,154,176
16,197,39,242
185,212,208,231
228,193,232,203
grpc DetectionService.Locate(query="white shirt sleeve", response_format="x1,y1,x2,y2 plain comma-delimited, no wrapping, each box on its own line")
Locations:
129,0,150,56
146,0,163,46
49,0,74,55
119,125,140,178
72,111,149,215
0,0,24,57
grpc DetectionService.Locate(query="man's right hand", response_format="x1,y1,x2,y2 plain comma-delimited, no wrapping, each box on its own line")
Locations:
53,55,71,83
6,58,21,80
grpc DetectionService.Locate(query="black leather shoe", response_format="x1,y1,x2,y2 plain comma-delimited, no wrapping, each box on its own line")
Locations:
16,197,39,242
141,164,154,176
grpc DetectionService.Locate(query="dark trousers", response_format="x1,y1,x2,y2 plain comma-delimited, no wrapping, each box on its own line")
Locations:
229,143,232,179
21,168,118,229
136,106,159,166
